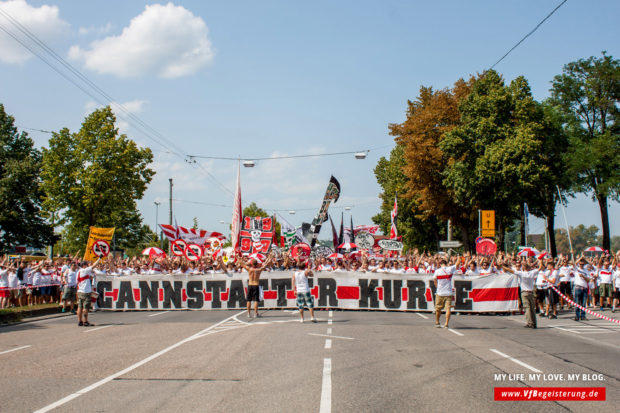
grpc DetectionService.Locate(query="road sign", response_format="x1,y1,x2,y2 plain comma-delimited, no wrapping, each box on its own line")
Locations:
481,210,495,237
439,241,462,248
184,243,203,261
92,239,110,258
171,239,187,256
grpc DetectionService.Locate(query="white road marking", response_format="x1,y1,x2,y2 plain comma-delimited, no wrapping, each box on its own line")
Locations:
329,311,333,317
0,345,31,355
327,328,332,335
147,311,170,317
83,325,113,333
33,311,247,413
325,339,332,349
490,349,542,373
320,358,332,413
448,328,464,336
328,319,333,325
308,333,354,340
416,313,429,319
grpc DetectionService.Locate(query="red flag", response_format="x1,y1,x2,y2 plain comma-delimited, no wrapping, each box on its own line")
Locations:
231,161,242,251
389,196,398,239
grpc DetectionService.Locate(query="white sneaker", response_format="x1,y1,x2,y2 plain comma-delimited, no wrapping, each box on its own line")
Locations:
311,317,317,323
299,318,304,323
247,313,252,319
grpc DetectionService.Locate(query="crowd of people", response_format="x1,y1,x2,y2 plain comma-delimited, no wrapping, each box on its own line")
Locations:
1,248,619,325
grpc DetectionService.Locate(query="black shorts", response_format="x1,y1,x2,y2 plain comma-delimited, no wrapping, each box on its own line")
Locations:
614,289,620,300
559,282,572,296
246,285,260,302
535,289,546,303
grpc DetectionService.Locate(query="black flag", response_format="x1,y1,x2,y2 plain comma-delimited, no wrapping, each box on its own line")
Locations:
309,176,340,246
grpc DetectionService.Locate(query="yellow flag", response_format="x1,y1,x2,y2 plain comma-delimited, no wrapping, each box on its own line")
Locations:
83,227,115,261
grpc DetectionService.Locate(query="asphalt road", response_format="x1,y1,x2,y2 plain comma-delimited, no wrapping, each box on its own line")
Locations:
1,308,619,412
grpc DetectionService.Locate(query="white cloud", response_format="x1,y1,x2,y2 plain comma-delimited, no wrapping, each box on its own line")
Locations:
78,22,112,36
84,99,149,133
69,3,214,78
0,0,69,64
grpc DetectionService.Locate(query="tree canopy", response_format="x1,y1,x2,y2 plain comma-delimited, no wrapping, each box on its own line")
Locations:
41,106,154,252
0,104,55,251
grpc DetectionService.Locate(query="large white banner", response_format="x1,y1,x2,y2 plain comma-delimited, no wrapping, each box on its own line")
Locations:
95,272,519,312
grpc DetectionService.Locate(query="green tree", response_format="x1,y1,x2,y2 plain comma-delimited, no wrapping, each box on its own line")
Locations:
0,104,55,251
440,71,553,248
550,53,620,250
554,224,601,256
41,106,154,252
373,144,443,251
390,79,477,250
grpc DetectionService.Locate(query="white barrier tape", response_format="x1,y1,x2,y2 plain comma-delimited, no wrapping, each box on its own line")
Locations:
548,284,620,325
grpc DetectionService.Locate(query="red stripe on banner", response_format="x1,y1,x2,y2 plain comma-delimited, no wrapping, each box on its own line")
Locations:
263,290,277,300
470,287,519,302
402,287,408,302
104,289,119,301
286,290,296,300
311,286,319,299
133,288,140,302
376,286,383,301
158,288,164,302
336,286,360,300
203,289,212,302
181,288,187,302
220,288,229,301
425,288,433,302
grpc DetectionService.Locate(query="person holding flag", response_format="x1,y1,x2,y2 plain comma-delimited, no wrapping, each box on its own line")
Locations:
76,257,101,327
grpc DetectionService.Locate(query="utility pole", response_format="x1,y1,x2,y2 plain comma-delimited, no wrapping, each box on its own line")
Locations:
154,201,161,248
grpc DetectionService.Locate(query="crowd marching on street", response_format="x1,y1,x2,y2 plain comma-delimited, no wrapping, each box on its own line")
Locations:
1,249,619,328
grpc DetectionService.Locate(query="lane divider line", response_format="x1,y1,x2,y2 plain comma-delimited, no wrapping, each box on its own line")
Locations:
416,313,429,319
83,325,113,333
33,310,247,413
308,333,354,340
319,358,332,413
490,348,542,373
147,311,170,317
0,345,31,355
447,328,464,336
325,339,332,349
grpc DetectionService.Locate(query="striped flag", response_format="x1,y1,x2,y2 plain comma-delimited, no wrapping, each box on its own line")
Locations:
231,161,243,252
159,224,225,244
389,196,398,240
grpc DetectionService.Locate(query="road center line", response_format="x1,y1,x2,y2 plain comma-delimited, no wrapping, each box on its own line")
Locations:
33,310,246,413
416,313,429,319
147,311,170,317
328,310,333,317
490,349,542,373
448,328,464,336
325,339,332,349
0,345,31,355
327,328,332,334
320,358,332,413
83,325,113,333
308,333,354,340
327,319,333,325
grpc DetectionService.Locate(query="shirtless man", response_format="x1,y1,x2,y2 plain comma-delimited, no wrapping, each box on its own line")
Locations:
240,253,274,318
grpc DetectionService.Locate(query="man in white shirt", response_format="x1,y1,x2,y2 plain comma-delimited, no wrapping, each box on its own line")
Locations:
61,262,79,314
293,261,317,323
613,263,620,313
573,259,591,320
597,257,614,310
433,258,457,328
503,260,539,328
557,257,574,309
76,258,100,327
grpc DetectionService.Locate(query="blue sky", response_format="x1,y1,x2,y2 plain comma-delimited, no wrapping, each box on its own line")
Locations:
1,0,619,240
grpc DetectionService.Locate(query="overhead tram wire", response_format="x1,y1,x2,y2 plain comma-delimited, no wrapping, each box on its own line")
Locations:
489,0,568,70
0,7,234,198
